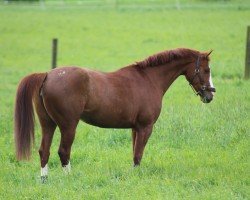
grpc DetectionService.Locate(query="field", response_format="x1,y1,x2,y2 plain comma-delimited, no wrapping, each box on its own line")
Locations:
0,1,249,199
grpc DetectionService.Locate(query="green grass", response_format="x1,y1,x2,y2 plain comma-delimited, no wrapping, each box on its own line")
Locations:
0,2,250,199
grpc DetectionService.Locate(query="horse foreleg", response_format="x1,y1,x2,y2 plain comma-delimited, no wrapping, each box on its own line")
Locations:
131,129,136,155
58,121,78,174
133,125,153,166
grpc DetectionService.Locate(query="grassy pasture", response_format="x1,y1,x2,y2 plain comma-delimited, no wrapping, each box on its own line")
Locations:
0,2,249,199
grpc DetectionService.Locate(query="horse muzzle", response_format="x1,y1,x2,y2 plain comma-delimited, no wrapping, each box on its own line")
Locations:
200,92,213,103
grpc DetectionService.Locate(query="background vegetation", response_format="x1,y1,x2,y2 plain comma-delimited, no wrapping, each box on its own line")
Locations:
0,0,249,199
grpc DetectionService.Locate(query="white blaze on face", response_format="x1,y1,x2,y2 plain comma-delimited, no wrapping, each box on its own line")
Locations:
41,164,48,177
63,161,71,174
209,67,215,95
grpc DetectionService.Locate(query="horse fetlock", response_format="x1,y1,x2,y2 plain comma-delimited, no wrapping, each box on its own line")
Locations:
41,164,48,176
133,156,141,166
58,149,70,165
40,164,48,183
62,161,71,174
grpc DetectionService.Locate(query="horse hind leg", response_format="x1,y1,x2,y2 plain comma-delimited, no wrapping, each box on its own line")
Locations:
39,121,56,182
57,121,78,174
35,97,57,182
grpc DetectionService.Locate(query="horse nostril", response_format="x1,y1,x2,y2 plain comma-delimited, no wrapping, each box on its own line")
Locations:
206,95,213,103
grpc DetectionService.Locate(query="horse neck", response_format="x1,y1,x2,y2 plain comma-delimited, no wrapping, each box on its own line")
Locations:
143,60,190,95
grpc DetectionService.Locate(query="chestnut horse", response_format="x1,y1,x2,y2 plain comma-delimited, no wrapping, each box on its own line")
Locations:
14,48,215,181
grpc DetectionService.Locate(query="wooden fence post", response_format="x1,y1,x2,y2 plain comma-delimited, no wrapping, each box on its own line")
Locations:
245,26,250,79
52,38,58,69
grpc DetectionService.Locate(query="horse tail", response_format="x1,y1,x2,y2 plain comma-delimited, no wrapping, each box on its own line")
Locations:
14,73,47,160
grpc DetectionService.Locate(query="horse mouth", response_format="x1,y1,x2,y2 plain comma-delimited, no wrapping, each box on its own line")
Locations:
201,96,212,103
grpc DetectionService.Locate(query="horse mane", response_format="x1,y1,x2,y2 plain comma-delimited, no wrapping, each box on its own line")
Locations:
135,48,203,68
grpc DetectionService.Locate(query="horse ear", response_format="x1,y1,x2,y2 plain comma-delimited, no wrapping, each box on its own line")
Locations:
206,50,213,58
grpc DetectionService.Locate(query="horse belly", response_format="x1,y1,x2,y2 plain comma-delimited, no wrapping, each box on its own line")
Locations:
80,110,134,128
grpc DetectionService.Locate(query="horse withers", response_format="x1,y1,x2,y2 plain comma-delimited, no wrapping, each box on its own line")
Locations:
14,48,215,181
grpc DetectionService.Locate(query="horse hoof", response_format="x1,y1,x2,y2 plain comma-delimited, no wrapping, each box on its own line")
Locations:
41,175,48,183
